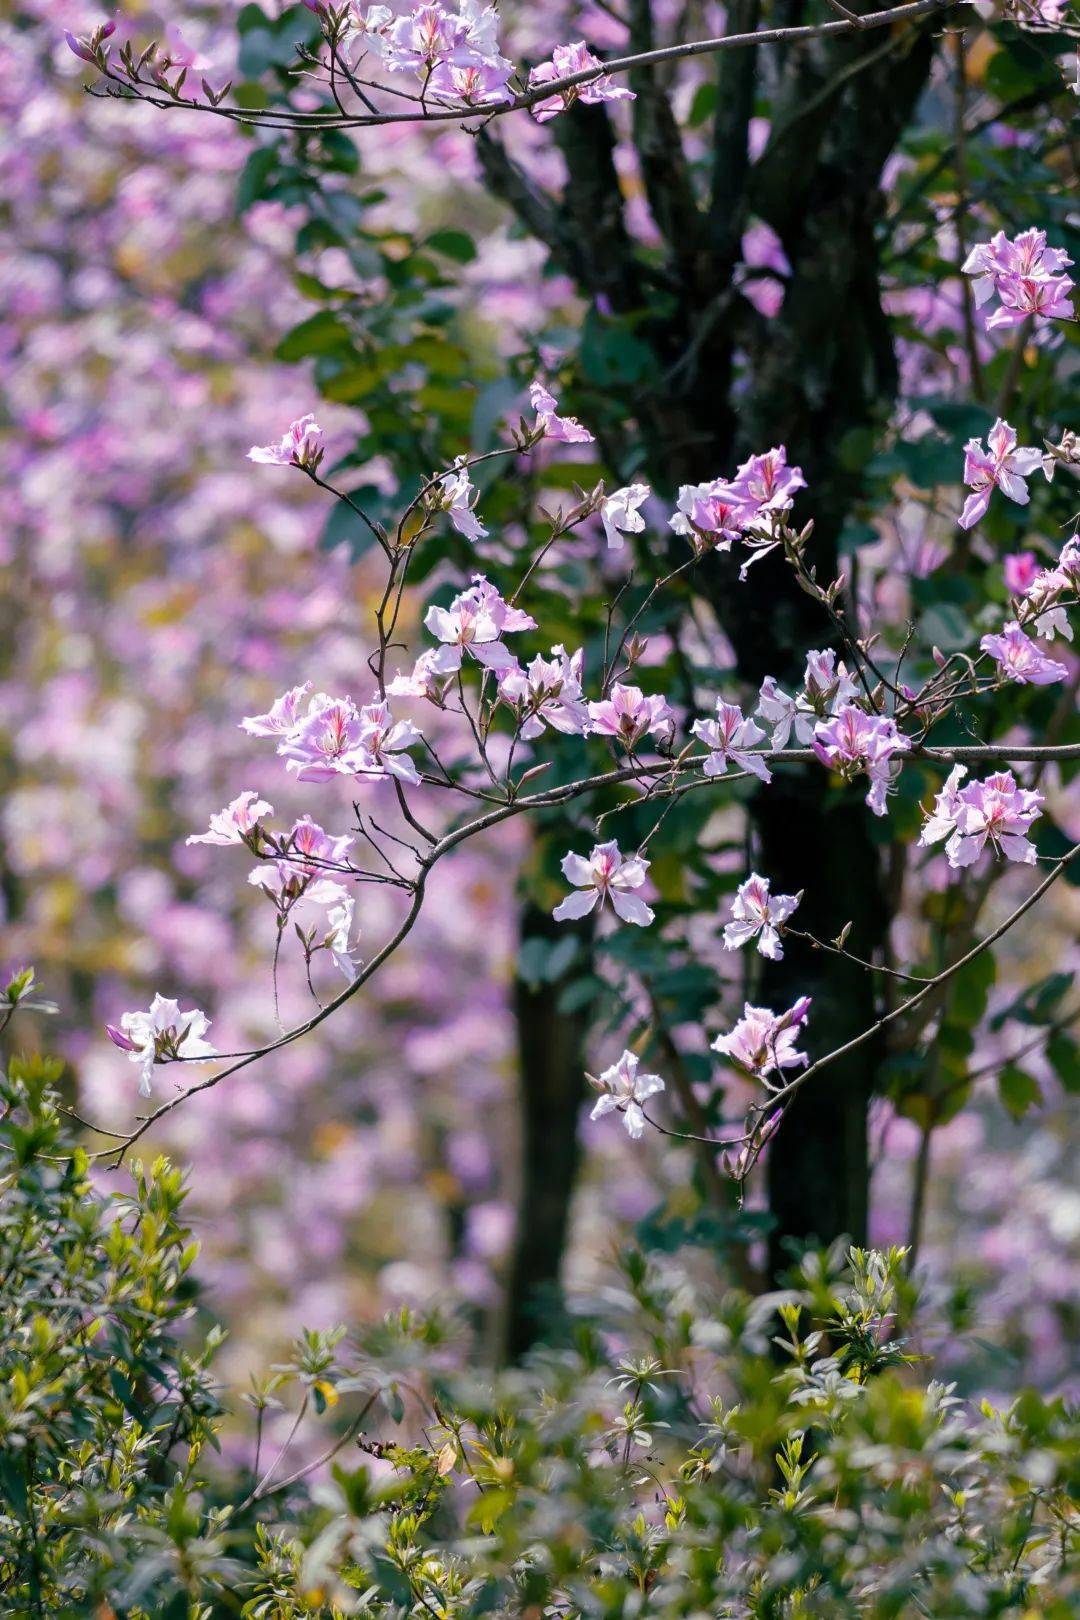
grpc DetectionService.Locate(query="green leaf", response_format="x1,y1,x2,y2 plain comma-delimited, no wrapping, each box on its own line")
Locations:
997,1063,1042,1120
425,228,477,264
275,311,353,362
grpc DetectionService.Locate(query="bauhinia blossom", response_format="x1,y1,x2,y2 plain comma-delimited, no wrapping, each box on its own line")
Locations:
588,682,674,749
670,479,752,555
528,41,635,123
553,840,654,927
187,791,273,848
918,767,1044,869
959,418,1043,530
241,683,316,738
601,483,650,549
712,997,811,1081
1004,551,1040,596
692,700,772,783
962,228,1074,329
279,816,354,875
424,575,536,673
756,650,859,749
587,1050,665,1139
64,20,115,62
353,698,423,784
324,895,359,981
431,458,487,542
980,620,1069,686
106,994,216,1098
812,704,911,816
387,646,460,701
496,646,589,739
248,414,326,472
528,380,595,444
722,874,801,961
277,696,369,782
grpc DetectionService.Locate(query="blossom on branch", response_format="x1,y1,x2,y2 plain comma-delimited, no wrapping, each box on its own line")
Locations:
529,381,595,444
107,994,216,1098
588,682,674,749
587,1050,665,1139
692,700,772,782
918,767,1044,869
186,791,273,848
424,575,537,673
712,998,811,1081
528,41,635,123
247,414,325,472
980,620,1069,686
722,874,801,961
601,482,651,549
959,418,1042,530
432,458,487,542
497,646,589,739
241,683,316,738
553,841,654,926
962,228,1074,329
756,650,859,749
812,704,910,816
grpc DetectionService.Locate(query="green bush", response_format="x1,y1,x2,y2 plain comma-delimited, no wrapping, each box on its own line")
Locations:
0,1041,1076,1618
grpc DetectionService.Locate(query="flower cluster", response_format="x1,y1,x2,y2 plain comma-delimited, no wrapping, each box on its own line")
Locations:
918,767,1044,869
351,2,515,105
755,649,859,749
980,620,1069,686
963,228,1074,330
670,446,805,574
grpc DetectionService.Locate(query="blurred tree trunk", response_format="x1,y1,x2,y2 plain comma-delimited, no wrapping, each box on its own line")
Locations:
503,901,590,1360
486,1,938,1342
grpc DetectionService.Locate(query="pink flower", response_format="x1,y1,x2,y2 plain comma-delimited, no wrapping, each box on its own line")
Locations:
588,682,674,749
247,414,325,471
959,418,1043,530
601,482,650,549
669,479,753,555
354,698,423,784
277,696,368,782
918,767,1043,869
424,575,536,673
812,705,911,816
962,228,1074,330
186,790,273,847
691,700,771,783
588,1050,664,1139
757,650,861,748
528,41,635,123
1004,551,1040,596
433,459,487,542
553,840,654,926
387,647,459,701
529,380,595,444
324,895,359,981
722,873,801,961
107,993,216,1098
497,646,589,739
712,997,811,1081
241,683,315,738
279,816,354,875
728,445,806,516
64,20,116,64
387,4,469,74
980,620,1069,686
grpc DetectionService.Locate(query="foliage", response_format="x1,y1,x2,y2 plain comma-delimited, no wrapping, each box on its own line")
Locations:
1,1038,1076,1616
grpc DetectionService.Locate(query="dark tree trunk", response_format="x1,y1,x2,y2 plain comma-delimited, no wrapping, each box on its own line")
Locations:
482,2,940,1338
503,902,590,1360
